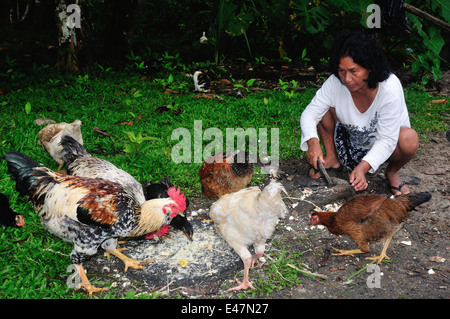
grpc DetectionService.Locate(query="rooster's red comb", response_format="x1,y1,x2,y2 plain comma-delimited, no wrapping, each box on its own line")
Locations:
167,186,187,212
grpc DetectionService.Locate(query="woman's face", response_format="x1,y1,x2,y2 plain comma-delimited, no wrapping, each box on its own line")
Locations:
338,56,371,93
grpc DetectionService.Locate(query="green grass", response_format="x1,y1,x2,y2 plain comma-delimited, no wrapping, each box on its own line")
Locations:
0,68,447,298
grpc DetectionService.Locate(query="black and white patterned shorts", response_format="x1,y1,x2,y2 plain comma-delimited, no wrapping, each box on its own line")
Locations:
334,121,369,171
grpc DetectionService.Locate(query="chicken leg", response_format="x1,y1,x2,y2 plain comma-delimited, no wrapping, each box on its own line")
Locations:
74,264,109,296
228,257,255,291
332,248,366,256
105,248,154,272
251,244,265,268
366,235,393,264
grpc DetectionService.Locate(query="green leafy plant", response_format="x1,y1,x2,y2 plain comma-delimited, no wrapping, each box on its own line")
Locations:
160,51,186,72
125,50,147,71
48,78,62,87
95,63,113,73
408,16,445,84
254,56,268,65
290,0,332,34
123,131,158,154
233,78,256,92
213,0,254,64
24,102,31,115
278,79,298,99
300,48,311,63
76,74,90,85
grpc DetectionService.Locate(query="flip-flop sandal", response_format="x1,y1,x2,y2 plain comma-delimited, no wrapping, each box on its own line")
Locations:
389,181,409,196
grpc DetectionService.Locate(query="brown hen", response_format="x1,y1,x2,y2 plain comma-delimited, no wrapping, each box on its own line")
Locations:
199,150,254,198
310,192,431,263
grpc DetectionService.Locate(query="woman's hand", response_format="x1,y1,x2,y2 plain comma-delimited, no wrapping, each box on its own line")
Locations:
349,161,371,191
305,138,324,169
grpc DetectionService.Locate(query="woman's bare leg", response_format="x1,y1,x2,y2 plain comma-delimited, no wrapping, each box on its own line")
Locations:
310,108,341,178
386,127,419,195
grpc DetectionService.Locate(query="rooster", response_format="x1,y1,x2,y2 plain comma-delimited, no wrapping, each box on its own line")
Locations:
4,151,186,295
0,192,25,227
199,150,254,198
60,135,145,204
60,135,188,240
144,176,193,240
209,180,288,291
38,119,83,170
310,192,432,264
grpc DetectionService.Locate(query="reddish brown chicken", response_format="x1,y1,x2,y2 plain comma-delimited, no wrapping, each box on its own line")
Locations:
199,150,254,198
310,192,431,263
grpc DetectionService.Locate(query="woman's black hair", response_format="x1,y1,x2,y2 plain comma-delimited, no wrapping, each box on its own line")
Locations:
330,32,392,89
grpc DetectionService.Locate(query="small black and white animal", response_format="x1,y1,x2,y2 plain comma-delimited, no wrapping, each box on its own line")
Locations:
193,71,210,92
0,193,25,227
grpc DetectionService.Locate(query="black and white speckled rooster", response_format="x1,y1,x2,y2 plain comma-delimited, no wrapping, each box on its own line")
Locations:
60,135,146,204
4,151,186,295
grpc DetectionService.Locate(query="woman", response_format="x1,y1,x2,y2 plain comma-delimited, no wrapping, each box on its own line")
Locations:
300,32,418,195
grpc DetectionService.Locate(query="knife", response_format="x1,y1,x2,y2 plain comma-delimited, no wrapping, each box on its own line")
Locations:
317,158,334,187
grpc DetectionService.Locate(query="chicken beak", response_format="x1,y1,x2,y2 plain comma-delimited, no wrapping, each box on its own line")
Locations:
183,230,193,242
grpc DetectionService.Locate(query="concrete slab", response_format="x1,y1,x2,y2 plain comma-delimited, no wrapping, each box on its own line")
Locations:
123,217,242,287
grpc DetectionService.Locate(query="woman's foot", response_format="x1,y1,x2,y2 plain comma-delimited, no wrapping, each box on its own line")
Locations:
386,168,410,196
309,158,342,179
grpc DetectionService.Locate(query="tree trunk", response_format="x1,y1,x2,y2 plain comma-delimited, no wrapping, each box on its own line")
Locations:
56,0,83,70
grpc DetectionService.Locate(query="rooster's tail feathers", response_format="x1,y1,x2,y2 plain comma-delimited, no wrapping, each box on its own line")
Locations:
406,192,432,209
3,151,40,196
60,134,89,166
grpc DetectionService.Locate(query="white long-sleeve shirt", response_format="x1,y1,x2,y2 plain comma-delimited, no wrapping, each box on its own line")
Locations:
300,74,410,173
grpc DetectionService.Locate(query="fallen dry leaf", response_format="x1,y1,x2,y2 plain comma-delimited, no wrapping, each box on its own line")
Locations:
164,88,179,94
424,168,446,175
193,93,224,100
432,99,448,104
116,121,134,126
329,266,345,271
93,126,117,139
429,256,446,263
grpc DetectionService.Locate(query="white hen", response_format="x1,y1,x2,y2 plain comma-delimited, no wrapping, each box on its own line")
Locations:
38,119,83,170
209,180,288,291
